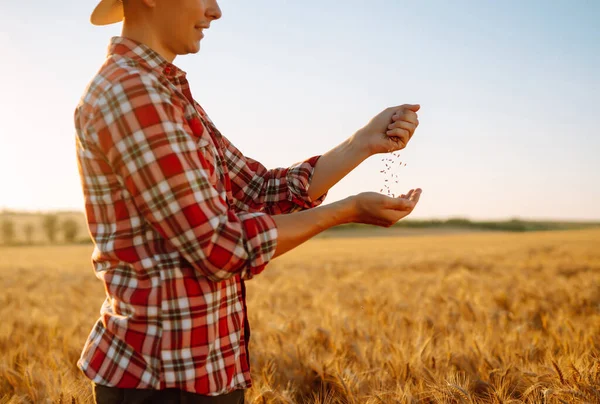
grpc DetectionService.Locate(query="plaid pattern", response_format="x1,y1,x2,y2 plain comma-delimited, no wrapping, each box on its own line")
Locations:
74,36,327,395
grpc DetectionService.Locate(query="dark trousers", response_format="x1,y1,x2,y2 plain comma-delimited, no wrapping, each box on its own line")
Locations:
92,382,245,404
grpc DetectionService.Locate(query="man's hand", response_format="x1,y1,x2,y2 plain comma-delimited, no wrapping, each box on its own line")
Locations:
348,188,422,227
350,104,420,156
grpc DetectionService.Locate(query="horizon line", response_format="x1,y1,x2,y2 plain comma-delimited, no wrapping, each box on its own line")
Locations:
1,208,599,224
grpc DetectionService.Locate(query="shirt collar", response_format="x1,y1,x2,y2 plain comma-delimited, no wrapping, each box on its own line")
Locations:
106,35,187,79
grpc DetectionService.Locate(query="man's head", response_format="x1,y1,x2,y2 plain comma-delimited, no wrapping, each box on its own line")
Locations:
92,0,222,62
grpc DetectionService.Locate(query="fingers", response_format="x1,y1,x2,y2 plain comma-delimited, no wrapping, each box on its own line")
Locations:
404,104,420,112
391,196,415,211
386,128,409,146
387,120,417,138
409,188,422,203
393,109,419,125
391,188,422,210
389,105,420,145
386,127,409,137
393,104,420,112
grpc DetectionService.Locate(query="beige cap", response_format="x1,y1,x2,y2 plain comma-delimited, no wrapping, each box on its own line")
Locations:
90,0,124,26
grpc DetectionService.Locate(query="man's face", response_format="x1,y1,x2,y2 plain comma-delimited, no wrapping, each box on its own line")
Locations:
154,0,221,56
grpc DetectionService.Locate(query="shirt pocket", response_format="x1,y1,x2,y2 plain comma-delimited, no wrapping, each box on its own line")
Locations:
187,117,227,197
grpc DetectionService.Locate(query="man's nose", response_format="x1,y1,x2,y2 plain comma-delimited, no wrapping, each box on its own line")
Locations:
207,0,222,21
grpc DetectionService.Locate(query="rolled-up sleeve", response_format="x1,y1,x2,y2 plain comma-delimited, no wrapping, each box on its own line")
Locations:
219,134,328,215
86,72,278,282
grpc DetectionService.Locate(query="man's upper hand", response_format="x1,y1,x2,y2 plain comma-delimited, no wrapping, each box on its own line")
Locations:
351,104,420,156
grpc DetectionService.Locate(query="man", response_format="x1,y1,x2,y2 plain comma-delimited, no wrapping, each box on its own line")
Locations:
75,0,422,402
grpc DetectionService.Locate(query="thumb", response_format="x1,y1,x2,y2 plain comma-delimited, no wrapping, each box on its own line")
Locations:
406,104,420,112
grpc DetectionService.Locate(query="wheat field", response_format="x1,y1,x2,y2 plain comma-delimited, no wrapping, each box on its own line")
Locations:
1,228,599,403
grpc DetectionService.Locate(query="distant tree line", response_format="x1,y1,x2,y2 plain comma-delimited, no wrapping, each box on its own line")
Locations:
0,214,83,246
330,218,600,232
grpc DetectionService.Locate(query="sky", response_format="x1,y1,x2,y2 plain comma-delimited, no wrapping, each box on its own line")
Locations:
0,0,598,220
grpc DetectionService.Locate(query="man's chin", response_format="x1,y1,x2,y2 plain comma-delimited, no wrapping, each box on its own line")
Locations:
180,42,200,55
192,39,202,53
185,42,201,55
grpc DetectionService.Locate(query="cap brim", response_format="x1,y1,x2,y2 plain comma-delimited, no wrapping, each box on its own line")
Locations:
90,0,124,26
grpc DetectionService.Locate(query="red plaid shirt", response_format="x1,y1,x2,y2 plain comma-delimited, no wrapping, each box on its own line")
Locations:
74,35,327,395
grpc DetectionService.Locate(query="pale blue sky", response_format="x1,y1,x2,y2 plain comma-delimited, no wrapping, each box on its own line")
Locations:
0,0,598,220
